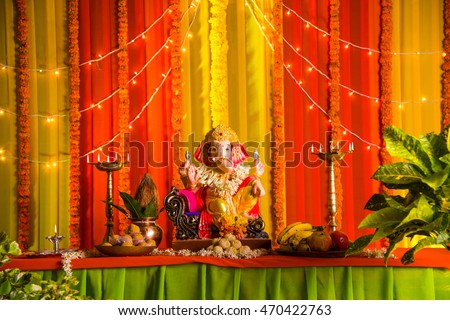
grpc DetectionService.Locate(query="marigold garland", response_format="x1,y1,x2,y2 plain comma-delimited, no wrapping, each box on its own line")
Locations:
117,0,131,234
169,0,183,189
16,0,31,250
68,0,81,249
442,0,450,128
209,0,229,127
271,0,286,241
328,0,343,229
380,0,393,167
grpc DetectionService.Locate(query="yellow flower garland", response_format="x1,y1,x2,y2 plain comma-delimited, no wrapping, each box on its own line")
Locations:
16,0,31,250
380,0,393,167
329,0,343,229
170,0,183,189
209,0,229,127
271,0,286,240
117,0,130,234
68,0,81,249
442,0,450,128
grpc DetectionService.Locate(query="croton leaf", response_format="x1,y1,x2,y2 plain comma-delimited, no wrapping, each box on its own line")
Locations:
364,194,388,211
371,223,399,243
384,126,434,175
401,233,449,265
419,133,446,172
358,207,407,229
421,166,450,190
345,234,373,256
421,212,449,233
396,195,435,228
372,162,424,185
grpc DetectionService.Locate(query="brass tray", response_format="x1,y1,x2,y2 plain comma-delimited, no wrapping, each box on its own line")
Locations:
275,248,346,258
95,245,156,256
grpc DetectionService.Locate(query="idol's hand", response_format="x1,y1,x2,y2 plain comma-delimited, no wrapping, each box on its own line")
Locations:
251,179,265,198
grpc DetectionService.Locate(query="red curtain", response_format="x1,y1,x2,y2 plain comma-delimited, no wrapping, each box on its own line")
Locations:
78,0,172,249
283,0,382,240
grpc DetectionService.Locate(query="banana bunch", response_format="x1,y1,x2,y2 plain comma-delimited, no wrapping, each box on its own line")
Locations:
277,222,321,251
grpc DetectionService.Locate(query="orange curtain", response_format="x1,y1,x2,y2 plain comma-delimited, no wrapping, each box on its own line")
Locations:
78,0,171,249
283,0,382,240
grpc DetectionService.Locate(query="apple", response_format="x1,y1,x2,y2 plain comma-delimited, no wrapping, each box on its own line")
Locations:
306,231,332,252
330,230,349,251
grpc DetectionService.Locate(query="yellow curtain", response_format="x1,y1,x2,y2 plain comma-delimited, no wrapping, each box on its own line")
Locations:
392,0,443,135
0,0,17,239
392,0,444,247
179,0,274,237
0,0,69,250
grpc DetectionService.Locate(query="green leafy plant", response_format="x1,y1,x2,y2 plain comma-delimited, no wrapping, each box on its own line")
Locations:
109,173,159,219
346,126,450,265
0,232,89,300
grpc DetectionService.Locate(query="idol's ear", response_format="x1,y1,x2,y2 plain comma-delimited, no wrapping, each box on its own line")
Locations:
194,142,204,163
231,143,248,165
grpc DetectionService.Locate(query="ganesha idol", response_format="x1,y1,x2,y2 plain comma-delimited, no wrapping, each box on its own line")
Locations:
164,124,269,240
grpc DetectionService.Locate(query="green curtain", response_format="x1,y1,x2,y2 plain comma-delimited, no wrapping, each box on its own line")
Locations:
29,265,450,299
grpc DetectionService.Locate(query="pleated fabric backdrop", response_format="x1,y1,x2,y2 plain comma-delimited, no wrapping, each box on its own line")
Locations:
0,0,444,250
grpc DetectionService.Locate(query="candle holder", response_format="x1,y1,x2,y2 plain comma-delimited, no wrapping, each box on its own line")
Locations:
312,141,353,232
45,234,65,254
88,154,129,243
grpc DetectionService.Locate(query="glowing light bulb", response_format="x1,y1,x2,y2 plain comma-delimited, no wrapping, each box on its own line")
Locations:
132,80,137,84
1,66,5,70
368,51,372,55
54,71,59,75
343,131,347,135
398,104,402,109
188,33,193,38
443,53,447,57
98,104,102,109
287,64,291,69
306,23,310,28
0,156,5,161
46,163,50,168
0,109,4,115
142,35,146,39
309,105,313,110
349,91,354,96
345,44,349,49
53,162,57,167
128,125,132,129
298,80,302,85
286,10,291,15
308,67,313,72
422,97,427,102
0,149,4,154
182,47,187,52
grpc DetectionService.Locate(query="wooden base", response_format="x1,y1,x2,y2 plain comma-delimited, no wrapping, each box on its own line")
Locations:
172,238,272,251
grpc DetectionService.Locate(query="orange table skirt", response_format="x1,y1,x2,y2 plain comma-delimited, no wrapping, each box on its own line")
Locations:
3,248,449,271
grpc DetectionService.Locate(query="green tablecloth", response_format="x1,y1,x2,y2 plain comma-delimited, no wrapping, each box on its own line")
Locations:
32,264,450,300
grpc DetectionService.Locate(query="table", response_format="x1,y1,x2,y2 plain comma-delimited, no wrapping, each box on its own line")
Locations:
2,248,449,299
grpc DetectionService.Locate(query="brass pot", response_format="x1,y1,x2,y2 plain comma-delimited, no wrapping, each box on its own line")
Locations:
130,217,163,247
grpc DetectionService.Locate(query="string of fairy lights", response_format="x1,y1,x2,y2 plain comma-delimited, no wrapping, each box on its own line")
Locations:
246,0,443,149
258,1,444,106
0,0,202,166
0,0,444,163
